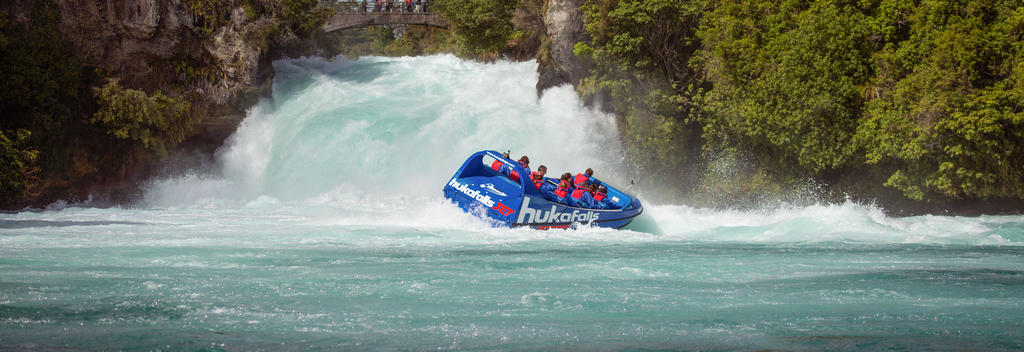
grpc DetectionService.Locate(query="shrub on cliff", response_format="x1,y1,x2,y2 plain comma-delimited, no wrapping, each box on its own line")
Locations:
434,0,521,57
574,0,707,199
0,129,39,205
91,79,195,159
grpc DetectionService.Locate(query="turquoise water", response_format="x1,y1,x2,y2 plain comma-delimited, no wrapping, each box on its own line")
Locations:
2,55,1024,351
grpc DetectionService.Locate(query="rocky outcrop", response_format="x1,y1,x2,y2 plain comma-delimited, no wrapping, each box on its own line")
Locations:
52,0,279,152
535,0,590,92
0,0,288,207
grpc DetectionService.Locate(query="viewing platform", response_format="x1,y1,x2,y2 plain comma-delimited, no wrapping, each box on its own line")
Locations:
320,1,448,32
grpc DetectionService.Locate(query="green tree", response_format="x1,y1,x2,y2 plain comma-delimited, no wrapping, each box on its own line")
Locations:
572,0,709,199
433,0,521,56
695,0,880,173
91,79,194,158
854,0,1024,200
0,129,39,205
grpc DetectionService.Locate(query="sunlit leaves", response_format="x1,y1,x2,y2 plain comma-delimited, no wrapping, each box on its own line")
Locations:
91,79,194,159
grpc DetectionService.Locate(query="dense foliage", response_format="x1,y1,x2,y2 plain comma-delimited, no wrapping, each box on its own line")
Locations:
92,79,195,159
433,0,521,57
853,1,1024,200
186,0,333,37
0,2,96,206
576,0,1024,206
573,0,705,195
0,129,38,202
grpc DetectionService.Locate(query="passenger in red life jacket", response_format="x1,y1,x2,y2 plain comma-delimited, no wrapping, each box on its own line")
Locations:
593,185,619,209
569,183,597,208
531,173,545,190
490,151,510,172
554,180,571,200
530,165,547,184
505,155,531,182
573,168,594,187
559,172,574,190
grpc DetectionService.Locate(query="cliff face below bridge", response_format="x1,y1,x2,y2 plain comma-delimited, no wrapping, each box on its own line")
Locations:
532,0,590,94
51,0,281,149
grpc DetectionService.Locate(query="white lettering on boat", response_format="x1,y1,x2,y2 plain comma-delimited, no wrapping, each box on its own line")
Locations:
449,178,496,208
516,197,599,224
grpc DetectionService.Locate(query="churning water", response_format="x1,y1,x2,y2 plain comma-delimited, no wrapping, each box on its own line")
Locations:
2,55,1023,351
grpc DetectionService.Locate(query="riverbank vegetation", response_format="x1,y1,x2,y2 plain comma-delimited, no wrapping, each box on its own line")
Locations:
569,0,1024,211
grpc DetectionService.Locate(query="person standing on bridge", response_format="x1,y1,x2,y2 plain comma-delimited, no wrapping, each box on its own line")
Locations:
415,0,422,12
406,0,413,12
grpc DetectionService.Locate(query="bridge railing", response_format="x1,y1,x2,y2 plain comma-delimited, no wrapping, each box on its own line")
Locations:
321,0,432,13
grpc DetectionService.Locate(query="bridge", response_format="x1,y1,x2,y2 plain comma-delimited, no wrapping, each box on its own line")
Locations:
320,1,448,32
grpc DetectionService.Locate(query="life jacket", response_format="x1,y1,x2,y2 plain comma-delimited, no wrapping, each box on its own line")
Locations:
554,185,570,198
573,173,590,187
533,178,544,190
593,192,607,202
491,160,503,172
508,161,529,181
571,188,589,200
569,187,594,208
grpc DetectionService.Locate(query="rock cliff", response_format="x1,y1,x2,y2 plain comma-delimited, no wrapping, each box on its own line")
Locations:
51,0,280,152
534,0,589,93
0,0,309,208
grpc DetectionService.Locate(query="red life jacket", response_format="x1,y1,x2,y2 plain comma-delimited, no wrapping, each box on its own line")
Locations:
533,178,544,189
593,192,607,201
571,188,588,199
554,186,569,198
509,161,528,181
491,160,503,171
573,173,590,187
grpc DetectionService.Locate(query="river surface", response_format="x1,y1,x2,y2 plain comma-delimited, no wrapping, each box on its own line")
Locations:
2,55,1023,351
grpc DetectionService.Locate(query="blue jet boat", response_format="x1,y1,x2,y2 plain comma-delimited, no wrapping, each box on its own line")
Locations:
443,150,643,229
